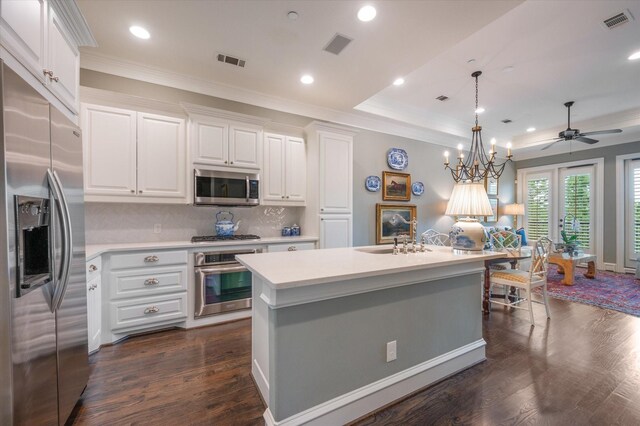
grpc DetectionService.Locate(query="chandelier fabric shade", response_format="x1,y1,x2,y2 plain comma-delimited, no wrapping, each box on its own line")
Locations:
444,71,513,183
445,182,493,217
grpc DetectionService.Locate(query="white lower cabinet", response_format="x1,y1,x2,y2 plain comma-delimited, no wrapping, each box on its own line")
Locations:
320,215,352,249
105,249,188,341
86,257,102,354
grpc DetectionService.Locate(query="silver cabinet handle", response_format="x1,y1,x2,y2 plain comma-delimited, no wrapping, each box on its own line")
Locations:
43,69,53,77
88,264,98,272
52,75,59,82
287,246,297,251
144,278,159,286
144,255,159,263
88,283,98,291
144,306,159,314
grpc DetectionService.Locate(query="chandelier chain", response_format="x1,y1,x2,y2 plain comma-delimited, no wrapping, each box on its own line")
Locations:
475,73,479,127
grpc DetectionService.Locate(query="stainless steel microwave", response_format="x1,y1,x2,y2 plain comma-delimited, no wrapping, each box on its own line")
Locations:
194,169,260,206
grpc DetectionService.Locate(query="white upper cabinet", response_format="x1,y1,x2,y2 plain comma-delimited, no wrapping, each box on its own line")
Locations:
82,104,137,196
319,132,352,214
0,0,47,83
192,116,261,169
82,103,187,203
0,0,87,114
137,113,186,198
46,5,79,112
263,133,306,205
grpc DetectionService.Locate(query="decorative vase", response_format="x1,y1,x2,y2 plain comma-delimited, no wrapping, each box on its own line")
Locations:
449,217,486,252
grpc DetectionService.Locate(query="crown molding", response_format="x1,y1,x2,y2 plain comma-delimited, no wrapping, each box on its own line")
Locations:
180,102,270,126
49,0,97,47
80,51,466,147
80,86,186,117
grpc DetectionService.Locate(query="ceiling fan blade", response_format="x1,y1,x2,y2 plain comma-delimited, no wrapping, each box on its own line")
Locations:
575,136,598,144
541,140,562,151
580,129,622,136
531,137,562,144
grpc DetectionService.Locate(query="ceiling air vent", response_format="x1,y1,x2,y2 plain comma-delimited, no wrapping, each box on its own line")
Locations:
217,54,246,68
436,95,449,101
323,33,353,55
601,10,634,29
501,119,512,123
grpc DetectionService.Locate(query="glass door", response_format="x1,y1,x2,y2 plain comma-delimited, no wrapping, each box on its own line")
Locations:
625,159,640,268
559,166,595,254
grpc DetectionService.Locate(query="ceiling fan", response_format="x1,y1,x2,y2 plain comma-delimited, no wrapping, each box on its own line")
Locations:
537,101,622,151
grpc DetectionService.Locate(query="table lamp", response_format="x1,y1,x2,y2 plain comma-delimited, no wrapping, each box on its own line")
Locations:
503,203,525,228
445,182,493,252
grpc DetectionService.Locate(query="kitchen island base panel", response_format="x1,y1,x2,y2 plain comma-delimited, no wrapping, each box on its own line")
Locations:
261,340,485,426
252,271,484,424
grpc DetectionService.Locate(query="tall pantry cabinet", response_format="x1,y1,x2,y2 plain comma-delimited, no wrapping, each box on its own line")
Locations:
303,122,356,249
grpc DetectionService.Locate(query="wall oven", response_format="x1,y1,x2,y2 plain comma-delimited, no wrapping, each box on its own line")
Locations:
194,169,259,206
194,249,261,318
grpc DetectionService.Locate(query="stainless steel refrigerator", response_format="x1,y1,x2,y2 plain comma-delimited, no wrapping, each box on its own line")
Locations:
0,62,89,424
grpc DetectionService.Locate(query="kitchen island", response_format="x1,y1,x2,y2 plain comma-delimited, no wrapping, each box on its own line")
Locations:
237,245,504,426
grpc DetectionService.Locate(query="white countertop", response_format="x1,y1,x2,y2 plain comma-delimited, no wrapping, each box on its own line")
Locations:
85,236,318,260
237,245,505,289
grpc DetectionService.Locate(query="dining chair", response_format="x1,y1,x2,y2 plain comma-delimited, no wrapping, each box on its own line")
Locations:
489,237,553,326
421,229,450,246
489,230,521,270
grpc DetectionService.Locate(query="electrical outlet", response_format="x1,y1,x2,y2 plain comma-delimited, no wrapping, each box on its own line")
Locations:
386,340,397,362
153,223,161,234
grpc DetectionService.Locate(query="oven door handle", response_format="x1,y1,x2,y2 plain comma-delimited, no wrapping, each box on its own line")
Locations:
196,265,249,275
246,176,250,201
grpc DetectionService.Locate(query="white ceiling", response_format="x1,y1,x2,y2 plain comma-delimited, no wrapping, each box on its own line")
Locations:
78,0,640,156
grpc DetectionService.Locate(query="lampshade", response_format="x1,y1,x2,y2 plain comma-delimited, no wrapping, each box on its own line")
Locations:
445,182,493,217
503,203,525,216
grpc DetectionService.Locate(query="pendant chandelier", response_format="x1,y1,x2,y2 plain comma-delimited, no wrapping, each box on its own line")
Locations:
444,71,513,183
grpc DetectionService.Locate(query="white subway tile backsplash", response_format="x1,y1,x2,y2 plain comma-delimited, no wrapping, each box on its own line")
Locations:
85,203,303,244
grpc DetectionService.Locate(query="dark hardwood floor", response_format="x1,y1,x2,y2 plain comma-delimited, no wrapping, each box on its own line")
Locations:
70,297,640,425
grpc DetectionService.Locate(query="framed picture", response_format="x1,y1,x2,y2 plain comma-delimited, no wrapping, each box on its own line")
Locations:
376,203,416,244
485,198,499,222
485,176,498,196
382,171,411,201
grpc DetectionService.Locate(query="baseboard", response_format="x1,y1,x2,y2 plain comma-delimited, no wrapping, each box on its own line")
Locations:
603,263,616,272
263,339,486,426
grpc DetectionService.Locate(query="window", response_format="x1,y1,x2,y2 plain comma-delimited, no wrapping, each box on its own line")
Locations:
562,173,592,250
526,176,550,241
625,159,640,267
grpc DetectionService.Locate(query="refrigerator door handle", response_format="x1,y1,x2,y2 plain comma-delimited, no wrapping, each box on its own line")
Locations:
53,170,73,311
47,169,71,312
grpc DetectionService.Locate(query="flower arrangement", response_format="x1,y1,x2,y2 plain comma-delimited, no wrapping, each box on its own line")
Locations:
560,215,580,254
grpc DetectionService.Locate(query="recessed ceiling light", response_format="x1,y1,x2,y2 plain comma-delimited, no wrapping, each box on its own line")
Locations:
629,51,640,61
467,59,476,64
287,11,299,20
502,65,515,73
526,127,536,132
475,107,485,114
300,74,314,85
393,78,404,86
357,5,376,22
129,25,150,40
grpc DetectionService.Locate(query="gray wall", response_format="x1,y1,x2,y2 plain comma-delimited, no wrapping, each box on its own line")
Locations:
269,273,482,421
516,141,640,263
81,69,517,246
352,129,516,246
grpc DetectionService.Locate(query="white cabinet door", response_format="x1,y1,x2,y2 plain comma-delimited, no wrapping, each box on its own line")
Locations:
192,118,228,166
82,104,137,196
285,136,306,202
0,0,47,83
263,133,285,201
87,275,101,354
320,215,352,249
319,132,352,213
46,6,79,113
137,113,186,199
229,124,261,169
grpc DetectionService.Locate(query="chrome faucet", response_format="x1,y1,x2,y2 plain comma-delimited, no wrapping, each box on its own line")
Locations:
402,235,408,254
393,237,399,255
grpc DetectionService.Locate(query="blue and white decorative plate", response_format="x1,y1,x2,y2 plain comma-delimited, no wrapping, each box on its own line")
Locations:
411,182,424,196
387,148,408,170
365,175,381,192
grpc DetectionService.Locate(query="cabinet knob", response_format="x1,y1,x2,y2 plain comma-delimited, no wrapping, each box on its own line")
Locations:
139,190,143,193
43,69,53,77
144,255,159,263
144,306,160,314
281,196,285,199
144,278,159,286
224,160,228,164
321,208,324,211
88,264,98,272
287,246,297,251
130,189,135,193
286,196,290,199
230,161,234,164
52,76,59,82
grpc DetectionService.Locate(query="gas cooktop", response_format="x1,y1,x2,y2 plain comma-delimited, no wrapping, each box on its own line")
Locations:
191,234,261,243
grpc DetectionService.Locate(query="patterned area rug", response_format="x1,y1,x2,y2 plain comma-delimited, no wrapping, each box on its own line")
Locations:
534,265,640,317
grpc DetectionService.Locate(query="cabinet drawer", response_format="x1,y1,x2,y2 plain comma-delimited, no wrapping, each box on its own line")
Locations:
110,266,187,300
110,293,187,332
267,242,316,252
86,257,102,280
109,250,187,269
